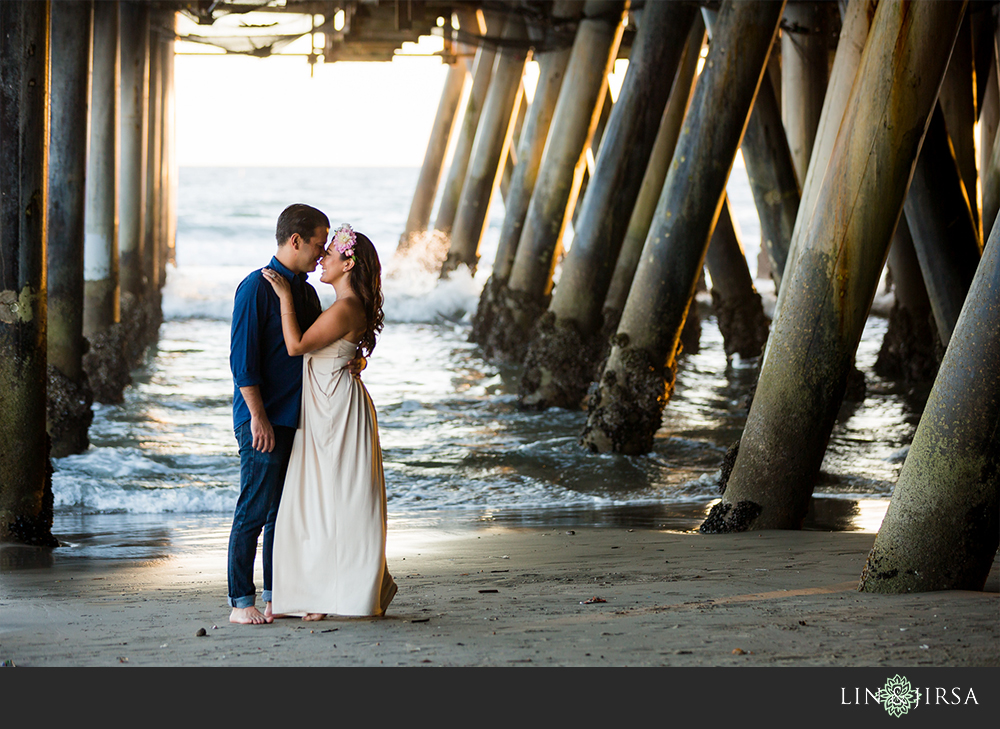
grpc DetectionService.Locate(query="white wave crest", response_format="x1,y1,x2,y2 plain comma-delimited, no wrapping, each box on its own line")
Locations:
161,239,488,325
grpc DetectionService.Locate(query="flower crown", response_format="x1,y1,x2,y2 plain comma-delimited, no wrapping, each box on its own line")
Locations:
332,223,356,259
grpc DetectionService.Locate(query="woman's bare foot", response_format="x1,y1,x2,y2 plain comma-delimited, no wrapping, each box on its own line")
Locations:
230,606,269,625
264,602,287,620
302,613,326,621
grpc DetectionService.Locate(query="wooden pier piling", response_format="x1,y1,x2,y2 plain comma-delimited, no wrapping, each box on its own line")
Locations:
119,1,148,304
442,13,528,275
0,0,58,547
860,218,1000,593
776,0,875,325
581,0,785,455
156,17,176,291
780,1,831,187
517,0,699,410
739,69,799,290
704,4,802,291
939,13,979,237
470,1,579,352
144,19,163,297
83,0,120,342
398,10,475,250
874,217,941,384
702,0,968,532
980,55,1000,240
433,11,496,238
45,0,95,458
902,104,982,346
704,196,770,361
399,61,466,248
82,0,129,405
602,16,704,338
482,0,625,363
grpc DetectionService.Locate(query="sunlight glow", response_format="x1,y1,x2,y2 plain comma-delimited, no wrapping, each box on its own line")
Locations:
522,61,539,104
175,32,451,167
607,59,628,103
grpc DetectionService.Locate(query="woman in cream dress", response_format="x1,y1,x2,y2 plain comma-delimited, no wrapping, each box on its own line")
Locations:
262,224,396,619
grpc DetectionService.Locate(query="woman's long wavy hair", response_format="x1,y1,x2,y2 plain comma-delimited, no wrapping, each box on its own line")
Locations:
344,231,384,356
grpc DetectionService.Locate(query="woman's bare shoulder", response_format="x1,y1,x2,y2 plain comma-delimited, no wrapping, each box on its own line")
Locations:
322,296,365,327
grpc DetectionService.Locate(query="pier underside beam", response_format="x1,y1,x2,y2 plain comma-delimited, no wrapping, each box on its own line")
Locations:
483,0,626,364
601,17,704,338
46,0,95,458
701,0,968,532
442,14,528,275
517,0,699,410
0,0,58,547
859,219,1000,593
580,0,785,455
83,0,130,405
470,1,579,351
902,104,982,346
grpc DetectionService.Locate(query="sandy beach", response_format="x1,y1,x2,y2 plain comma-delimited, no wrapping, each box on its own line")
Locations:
1,520,997,668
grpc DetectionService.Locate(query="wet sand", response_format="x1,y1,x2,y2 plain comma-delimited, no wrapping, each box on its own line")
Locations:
1,522,997,667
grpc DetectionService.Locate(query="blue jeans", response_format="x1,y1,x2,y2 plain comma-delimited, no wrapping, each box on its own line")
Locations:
227,421,295,608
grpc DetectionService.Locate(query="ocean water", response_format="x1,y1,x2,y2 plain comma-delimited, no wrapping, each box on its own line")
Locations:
50,165,913,542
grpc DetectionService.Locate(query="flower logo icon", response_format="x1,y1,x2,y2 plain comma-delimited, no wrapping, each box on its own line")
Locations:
879,674,919,717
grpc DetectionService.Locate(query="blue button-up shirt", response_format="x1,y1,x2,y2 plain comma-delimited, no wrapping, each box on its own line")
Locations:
230,256,322,431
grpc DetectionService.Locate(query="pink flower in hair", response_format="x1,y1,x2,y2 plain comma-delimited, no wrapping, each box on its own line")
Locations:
332,223,356,259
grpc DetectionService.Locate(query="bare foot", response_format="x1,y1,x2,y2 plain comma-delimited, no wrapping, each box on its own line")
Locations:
230,606,269,625
302,613,326,622
265,602,286,620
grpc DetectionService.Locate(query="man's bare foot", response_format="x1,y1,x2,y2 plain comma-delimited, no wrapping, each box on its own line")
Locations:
230,606,269,625
302,613,326,621
265,602,286,620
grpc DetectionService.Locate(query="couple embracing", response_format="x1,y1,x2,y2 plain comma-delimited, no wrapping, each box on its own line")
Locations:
227,203,396,624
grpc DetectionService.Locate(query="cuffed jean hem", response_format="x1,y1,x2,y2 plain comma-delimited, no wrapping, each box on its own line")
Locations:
227,423,295,610
228,594,256,609
261,589,273,603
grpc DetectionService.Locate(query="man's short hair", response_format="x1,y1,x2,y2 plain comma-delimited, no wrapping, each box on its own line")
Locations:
276,203,330,246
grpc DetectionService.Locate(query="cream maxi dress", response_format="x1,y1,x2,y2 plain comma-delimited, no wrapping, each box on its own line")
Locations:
272,338,396,617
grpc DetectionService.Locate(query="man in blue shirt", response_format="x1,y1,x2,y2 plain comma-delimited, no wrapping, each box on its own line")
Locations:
228,203,329,625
